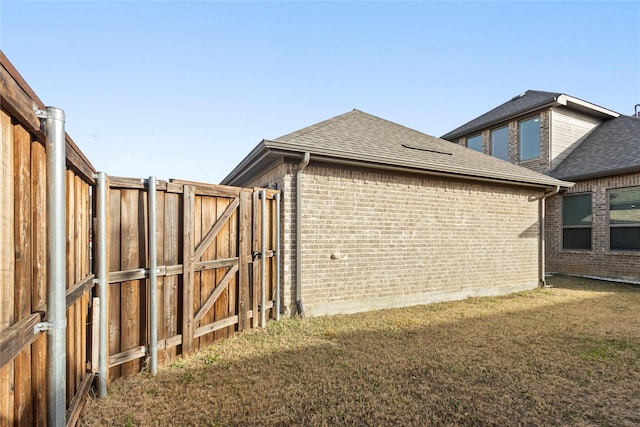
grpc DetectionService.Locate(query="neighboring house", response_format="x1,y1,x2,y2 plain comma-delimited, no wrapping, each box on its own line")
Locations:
442,90,640,282
222,109,570,317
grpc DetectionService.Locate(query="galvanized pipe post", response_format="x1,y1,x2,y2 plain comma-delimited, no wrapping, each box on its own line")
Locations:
38,106,67,426
148,177,158,374
274,192,281,321
96,172,108,397
260,189,267,328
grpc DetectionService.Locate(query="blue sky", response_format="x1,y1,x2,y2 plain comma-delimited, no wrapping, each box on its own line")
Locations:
1,1,639,183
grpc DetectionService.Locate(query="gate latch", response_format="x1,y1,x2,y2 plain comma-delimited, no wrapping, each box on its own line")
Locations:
252,251,262,261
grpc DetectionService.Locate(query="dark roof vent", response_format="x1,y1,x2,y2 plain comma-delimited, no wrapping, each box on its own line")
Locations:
511,92,527,101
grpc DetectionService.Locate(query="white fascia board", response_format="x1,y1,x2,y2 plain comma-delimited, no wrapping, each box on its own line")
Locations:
556,95,620,118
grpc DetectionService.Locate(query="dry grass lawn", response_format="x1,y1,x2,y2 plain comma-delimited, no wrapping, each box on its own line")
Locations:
79,275,640,426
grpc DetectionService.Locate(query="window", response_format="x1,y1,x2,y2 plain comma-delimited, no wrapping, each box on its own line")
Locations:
491,126,509,161
562,193,592,250
467,134,483,152
519,116,540,161
609,187,640,251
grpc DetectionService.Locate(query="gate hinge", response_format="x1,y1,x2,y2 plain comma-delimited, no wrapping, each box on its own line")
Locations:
252,251,262,260
34,107,51,119
34,320,66,333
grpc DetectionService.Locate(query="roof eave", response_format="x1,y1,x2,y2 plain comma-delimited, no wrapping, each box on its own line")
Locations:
441,99,560,140
552,165,640,182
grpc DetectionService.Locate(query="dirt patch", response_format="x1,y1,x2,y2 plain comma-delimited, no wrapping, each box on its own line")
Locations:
79,275,640,426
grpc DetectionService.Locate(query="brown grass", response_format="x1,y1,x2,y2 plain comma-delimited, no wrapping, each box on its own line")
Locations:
79,275,640,426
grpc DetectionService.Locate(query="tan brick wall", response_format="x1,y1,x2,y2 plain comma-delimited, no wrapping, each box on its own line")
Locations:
300,163,544,315
546,172,640,282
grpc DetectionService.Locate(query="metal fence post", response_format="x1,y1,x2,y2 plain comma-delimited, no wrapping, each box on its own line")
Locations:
96,172,108,397
148,177,158,375
274,192,281,321
260,189,267,328
36,106,67,426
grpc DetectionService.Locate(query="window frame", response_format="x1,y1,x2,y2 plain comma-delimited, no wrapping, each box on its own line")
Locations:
518,115,541,161
466,134,483,153
490,126,509,161
608,186,640,252
562,192,593,251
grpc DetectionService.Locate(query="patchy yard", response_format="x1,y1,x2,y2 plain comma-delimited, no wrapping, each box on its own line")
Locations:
80,275,640,426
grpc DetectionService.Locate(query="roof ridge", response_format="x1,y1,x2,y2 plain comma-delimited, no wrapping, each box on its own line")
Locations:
274,109,361,142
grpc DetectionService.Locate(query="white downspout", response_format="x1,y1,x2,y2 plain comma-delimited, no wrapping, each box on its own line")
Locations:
539,185,560,287
295,152,310,317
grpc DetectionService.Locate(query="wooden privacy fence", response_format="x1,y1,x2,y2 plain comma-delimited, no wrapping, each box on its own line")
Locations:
1,51,95,426
1,50,282,426
102,176,280,382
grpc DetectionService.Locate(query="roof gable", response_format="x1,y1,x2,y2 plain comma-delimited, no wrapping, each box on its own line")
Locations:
255,109,569,188
441,90,618,140
550,115,640,180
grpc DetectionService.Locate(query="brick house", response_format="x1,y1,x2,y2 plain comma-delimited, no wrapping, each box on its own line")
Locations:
222,109,570,316
442,91,640,283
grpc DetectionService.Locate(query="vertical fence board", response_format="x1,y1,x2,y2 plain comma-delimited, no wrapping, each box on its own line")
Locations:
13,121,32,426
251,191,261,328
227,200,238,337
215,197,230,341
182,186,195,354
238,191,251,331
30,138,47,427
120,189,142,376
163,192,179,362
73,176,83,391
200,196,216,347
154,190,165,363
13,127,31,425
65,170,76,403
1,109,16,425
108,189,121,380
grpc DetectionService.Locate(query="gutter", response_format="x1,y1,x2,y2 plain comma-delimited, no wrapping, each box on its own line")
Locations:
539,185,561,287
295,152,310,317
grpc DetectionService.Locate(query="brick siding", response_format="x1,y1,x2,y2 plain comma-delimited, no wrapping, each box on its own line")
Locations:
546,172,640,282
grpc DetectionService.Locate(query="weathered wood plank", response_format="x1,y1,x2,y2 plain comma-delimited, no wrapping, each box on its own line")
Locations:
163,192,179,362
108,346,146,368
65,274,95,309
91,297,100,373
107,187,122,381
30,137,47,425
194,265,239,323
227,197,238,337
194,316,239,339
182,186,195,353
194,257,238,272
198,196,216,347
153,189,165,364
0,313,42,369
120,189,143,377
65,170,76,402
252,190,260,328
194,197,239,261
193,194,203,349
1,109,16,425
238,191,251,331
214,197,230,341
13,120,33,426
169,180,242,198
73,176,84,391
65,372,94,427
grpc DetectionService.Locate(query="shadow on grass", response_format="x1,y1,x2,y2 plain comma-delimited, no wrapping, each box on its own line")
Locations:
81,276,640,427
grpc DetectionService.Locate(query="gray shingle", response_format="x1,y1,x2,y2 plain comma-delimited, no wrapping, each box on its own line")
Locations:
441,90,561,140
550,115,640,180
263,109,569,188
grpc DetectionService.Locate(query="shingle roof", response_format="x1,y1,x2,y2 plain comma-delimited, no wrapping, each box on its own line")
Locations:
441,90,562,140
550,115,640,181
235,109,569,188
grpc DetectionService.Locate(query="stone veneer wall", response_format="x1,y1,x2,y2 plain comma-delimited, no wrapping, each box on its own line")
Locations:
546,172,640,282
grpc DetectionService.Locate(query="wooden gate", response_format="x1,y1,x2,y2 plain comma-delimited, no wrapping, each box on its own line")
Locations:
105,177,280,381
